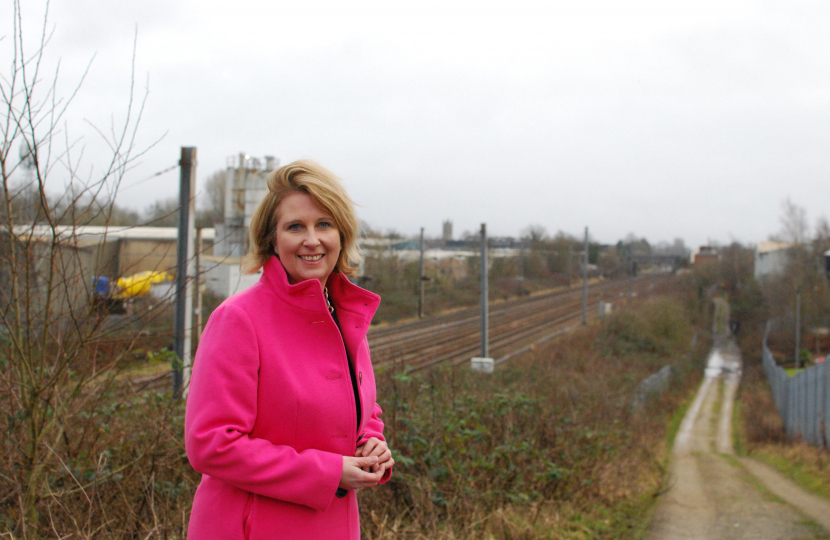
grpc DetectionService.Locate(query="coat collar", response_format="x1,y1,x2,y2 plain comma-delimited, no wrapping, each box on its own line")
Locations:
259,255,380,323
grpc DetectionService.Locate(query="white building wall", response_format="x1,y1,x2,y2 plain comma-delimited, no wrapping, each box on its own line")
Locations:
204,259,262,298
754,242,793,280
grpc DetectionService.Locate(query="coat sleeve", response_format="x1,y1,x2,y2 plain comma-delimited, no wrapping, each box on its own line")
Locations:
185,303,343,511
359,337,393,484
363,403,393,484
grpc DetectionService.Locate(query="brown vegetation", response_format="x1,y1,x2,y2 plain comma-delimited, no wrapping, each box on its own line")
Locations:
693,216,830,503
0,4,713,537
1,280,706,538
357,294,707,539
0,3,192,536
362,238,591,325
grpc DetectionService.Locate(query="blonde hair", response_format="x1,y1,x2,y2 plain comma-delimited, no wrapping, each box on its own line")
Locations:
242,160,361,276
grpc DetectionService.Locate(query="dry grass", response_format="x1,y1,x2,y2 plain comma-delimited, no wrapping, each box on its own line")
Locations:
750,443,830,500
1,289,704,539
358,295,707,539
734,304,830,503
0,378,198,538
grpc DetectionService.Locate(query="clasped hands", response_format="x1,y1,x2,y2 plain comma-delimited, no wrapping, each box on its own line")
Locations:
338,437,394,491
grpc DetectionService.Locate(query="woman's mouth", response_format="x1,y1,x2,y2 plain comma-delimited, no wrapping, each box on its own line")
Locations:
299,254,324,262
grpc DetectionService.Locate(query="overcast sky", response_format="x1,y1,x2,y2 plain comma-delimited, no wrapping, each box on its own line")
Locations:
5,0,830,247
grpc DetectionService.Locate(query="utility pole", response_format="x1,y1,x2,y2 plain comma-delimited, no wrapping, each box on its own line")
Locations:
519,238,525,283
568,243,573,287
650,251,654,289
195,227,203,344
582,227,588,325
418,227,425,319
795,289,802,370
480,223,489,358
173,147,196,397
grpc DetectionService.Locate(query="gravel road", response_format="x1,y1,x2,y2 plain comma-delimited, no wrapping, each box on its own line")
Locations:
645,305,830,540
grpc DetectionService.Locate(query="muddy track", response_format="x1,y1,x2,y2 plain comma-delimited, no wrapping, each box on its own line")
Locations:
646,301,830,540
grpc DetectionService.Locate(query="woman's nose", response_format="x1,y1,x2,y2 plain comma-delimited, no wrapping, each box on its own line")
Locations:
303,230,320,247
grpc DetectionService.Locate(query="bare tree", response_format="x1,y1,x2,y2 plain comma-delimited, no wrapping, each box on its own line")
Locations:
815,216,830,251
779,197,808,244
198,168,225,227
521,224,548,245
0,3,196,537
143,196,180,226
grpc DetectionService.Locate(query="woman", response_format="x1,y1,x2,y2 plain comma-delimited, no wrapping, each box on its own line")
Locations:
185,160,393,540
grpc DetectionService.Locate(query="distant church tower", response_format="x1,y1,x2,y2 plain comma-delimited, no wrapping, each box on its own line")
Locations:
442,220,453,242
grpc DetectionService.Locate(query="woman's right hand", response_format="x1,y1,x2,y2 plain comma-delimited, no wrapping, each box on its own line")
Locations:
338,456,383,490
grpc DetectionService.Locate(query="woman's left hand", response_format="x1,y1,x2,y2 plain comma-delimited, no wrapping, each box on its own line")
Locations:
355,438,394,475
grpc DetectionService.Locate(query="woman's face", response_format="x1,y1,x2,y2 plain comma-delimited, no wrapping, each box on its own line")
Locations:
274,191,341,286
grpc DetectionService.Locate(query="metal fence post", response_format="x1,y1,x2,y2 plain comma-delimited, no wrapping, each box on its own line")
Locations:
195,226,204,346
795,291,801,370
480,223,489,359
418,227,425,319
582,227,588,325
173,146,196,398
787,374,795,439
814,364,824,446
804,367,818,446
798,374,806,440
824,361,830,449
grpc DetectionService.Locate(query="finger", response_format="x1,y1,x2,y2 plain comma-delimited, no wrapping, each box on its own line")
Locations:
355,456,378,469
361,438,379,457
368,442,388,458
353,469,383,488
381,457,395,472
341,462,383,490
373,461,389,478
344,456,378,473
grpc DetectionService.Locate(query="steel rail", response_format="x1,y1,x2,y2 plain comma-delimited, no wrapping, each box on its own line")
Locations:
370,274,673,372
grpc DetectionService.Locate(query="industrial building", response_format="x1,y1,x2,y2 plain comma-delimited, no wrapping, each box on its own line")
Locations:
202,153,275,298
754,241,794,280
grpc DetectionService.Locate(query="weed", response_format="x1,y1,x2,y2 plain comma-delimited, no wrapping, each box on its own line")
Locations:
1,283,704,538
750,444,830,501
359,294,704,539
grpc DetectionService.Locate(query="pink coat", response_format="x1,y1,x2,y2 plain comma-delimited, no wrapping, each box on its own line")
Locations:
185,256,389,540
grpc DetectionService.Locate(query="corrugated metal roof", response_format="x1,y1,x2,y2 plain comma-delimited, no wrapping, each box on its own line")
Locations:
10,225,215,242
756,241,793,254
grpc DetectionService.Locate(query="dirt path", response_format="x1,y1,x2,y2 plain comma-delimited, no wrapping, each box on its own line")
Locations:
645,300,830,540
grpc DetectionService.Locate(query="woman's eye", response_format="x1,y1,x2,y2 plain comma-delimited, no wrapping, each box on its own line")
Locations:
287,223,301,231
319,221,333,229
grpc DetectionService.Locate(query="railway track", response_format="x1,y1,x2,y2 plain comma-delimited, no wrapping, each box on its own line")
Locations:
368,274,675,372
131,274,674,391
